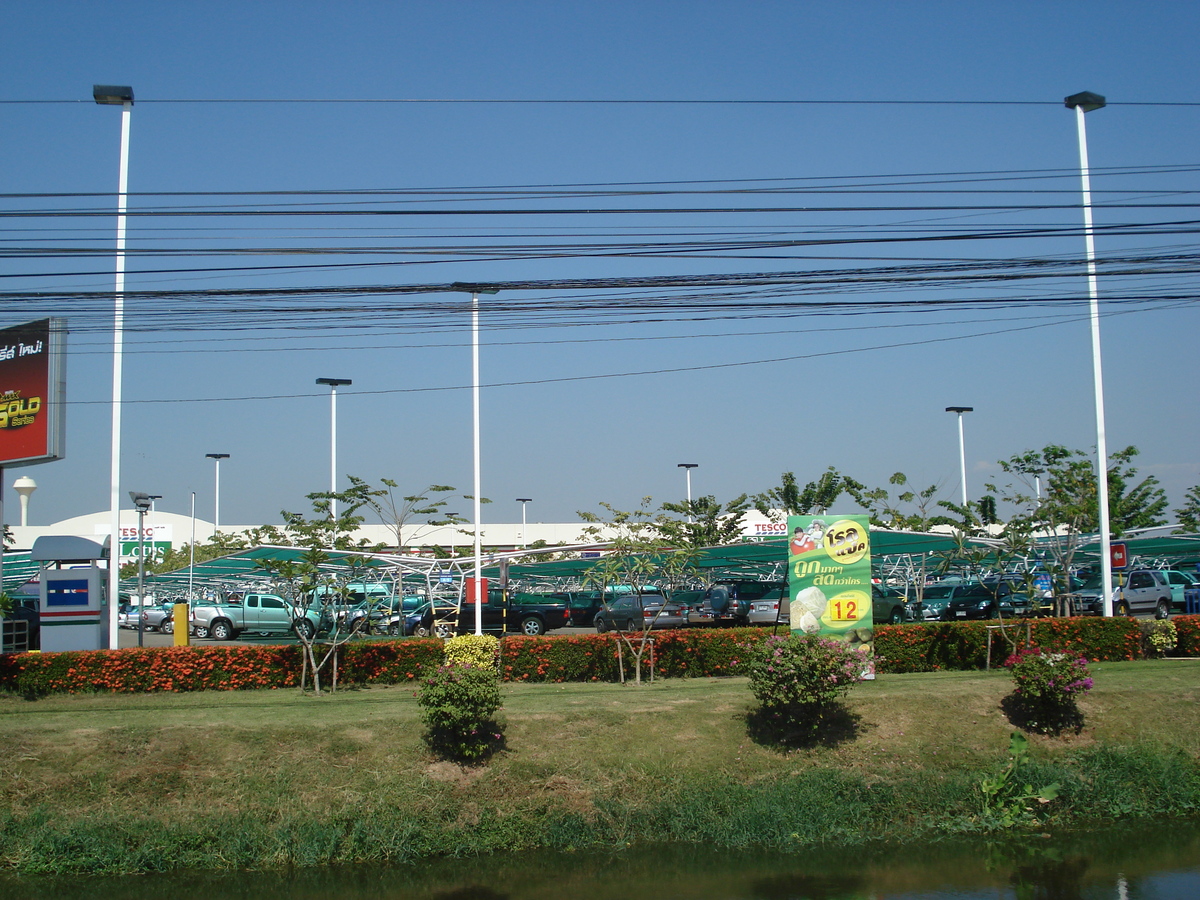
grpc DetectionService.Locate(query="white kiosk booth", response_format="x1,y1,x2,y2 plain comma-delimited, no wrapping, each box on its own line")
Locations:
34,536,107,653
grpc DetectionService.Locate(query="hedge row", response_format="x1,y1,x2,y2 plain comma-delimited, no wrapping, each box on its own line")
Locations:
0,616,1193,696
871,615,1148,674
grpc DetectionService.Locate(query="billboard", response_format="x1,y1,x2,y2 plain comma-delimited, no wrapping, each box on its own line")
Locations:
0,318,66,467
787,514,875,676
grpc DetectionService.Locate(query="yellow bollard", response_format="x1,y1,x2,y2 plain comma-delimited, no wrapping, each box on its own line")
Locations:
173,603,190,647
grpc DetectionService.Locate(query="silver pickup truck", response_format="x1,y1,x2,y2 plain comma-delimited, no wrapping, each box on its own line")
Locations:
190,593,327,641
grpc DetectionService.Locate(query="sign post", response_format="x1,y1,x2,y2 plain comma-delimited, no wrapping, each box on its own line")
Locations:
1110,541,1128,571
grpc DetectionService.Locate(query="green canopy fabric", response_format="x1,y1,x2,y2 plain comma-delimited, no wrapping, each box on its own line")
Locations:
142,529,983,596
1072,533,1200,569
484,529,975,585
1,551,42,592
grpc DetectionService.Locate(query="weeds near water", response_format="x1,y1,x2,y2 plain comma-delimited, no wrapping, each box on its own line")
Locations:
977,732,1060,830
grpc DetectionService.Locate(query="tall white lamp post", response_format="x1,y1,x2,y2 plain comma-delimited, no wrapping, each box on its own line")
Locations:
945,407,973,508
452,283,498,636
205,453,229,533
677,463,698,520
516,498,532,549
1066,90,1114,618
315,378,351,519
95,83,133,650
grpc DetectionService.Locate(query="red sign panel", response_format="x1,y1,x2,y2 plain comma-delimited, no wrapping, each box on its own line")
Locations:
0,318,66,467
464,576,489,603
1111,541,1128,571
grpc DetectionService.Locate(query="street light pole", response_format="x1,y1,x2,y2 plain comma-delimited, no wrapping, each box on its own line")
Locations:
677,463,698,520
129,491,154,648
316,378,351,520
96,84,133,650
205,453,229,533
516,498,532,549
945,407,973,508
451,283,498,637
1066,90,1114,618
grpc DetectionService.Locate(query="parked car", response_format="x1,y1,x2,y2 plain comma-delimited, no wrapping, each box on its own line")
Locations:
594,592,689,632
873,585,913,624
939,582,1029,621
687,581,785,627
382,596,458,637
141,603,180,633
1157,569,1198,611
118,604,141,629
1072,569,1174,618
190,593,328,641
746,586,789,626
562,591,605,628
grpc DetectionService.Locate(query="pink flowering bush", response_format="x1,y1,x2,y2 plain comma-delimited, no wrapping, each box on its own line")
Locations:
747,634,867,708
1002,646,1093,736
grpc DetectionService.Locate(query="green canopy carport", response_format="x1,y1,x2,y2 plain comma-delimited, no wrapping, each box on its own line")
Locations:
482,529,978,586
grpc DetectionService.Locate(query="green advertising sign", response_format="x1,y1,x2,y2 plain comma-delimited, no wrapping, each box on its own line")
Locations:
787,514,875,676
120,540,171,562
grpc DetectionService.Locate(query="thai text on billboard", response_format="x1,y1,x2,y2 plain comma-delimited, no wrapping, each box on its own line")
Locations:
787,514,875,677
0,318,66,467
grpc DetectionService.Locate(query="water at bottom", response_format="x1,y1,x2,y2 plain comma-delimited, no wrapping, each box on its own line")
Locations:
3,819,1199,899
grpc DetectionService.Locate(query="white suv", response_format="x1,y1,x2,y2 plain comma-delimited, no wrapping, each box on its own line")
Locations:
1074,570,1173,619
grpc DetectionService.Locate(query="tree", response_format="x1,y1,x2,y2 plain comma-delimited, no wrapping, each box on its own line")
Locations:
990,444,1168,538
753,467,867,519
578,498,699,684
1175,485,1200,534
332,477,466,551
656,493,750,549
856,473,956,531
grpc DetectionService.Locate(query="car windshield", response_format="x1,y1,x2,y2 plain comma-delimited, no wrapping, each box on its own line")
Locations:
922,586,956,600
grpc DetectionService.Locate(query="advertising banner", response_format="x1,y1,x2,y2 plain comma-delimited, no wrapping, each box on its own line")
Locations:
0,318,66,467
787,514,875,675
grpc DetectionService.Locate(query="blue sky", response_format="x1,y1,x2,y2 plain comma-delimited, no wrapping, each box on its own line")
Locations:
2,1,1198,530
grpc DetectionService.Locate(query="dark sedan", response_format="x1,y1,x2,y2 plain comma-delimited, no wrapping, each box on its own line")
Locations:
594,592,689,633
940,583,1028,621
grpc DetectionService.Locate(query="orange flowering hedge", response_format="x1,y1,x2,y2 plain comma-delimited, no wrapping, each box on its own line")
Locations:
0,639,444,697
873,615,1145,674
497,627,773,683
1171,614,1200,656
0,616,1175,696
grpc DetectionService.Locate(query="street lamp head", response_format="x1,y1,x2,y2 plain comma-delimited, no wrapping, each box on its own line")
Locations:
1065,91,1106,113
129,491,154,511
316,377,352,387
516,497,532,503
450,282,500,295
945,406,974,414
93,84,134,105
677,463,699,469
205,452,230,460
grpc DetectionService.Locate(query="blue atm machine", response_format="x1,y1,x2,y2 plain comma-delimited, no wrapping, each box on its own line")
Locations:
34,536,107,653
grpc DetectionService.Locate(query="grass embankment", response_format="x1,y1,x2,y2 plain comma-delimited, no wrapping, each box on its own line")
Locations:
2,660,1200,874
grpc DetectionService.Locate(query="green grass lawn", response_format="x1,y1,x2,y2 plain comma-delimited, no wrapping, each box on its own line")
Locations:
2,660,1199,873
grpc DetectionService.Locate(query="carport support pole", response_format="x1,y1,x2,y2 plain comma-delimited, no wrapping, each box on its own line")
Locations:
1068,93,1114,618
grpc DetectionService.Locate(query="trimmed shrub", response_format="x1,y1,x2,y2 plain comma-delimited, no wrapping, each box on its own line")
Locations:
1002,646,1093,736
443,634,500,669
1140,620,1178,658
416,663,504,763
